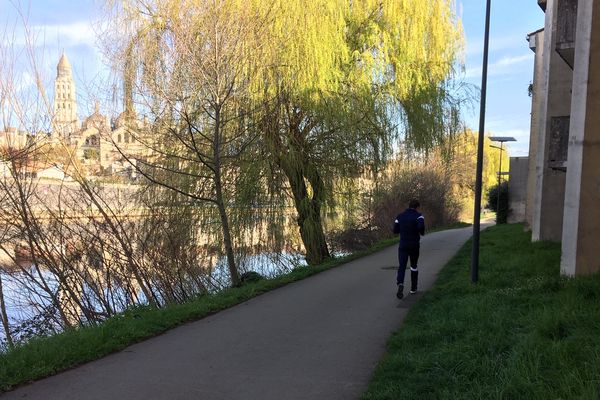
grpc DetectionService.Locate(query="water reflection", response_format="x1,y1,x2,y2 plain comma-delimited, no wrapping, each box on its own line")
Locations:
0,251,308,347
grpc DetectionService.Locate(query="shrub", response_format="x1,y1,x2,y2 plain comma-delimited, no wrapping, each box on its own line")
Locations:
373,168,461,232
329,166,462,252
83,148,100,160
487,181,509,224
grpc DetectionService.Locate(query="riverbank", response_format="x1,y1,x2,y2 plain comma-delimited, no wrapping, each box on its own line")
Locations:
363,224,600,399
0,222,465,392
0,222,474,399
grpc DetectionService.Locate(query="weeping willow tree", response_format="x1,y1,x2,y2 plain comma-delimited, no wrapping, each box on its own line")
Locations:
253,0,464,264
102,0,463,269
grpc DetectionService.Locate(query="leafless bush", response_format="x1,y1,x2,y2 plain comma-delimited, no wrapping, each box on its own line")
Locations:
329,161,462,252
372,165,461,232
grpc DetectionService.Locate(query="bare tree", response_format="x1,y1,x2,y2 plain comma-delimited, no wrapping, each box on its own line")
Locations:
0,3,217,344
101,0,277,285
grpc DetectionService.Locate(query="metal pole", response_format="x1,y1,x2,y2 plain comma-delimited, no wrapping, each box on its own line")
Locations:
471,0,492,284
496,142,503,222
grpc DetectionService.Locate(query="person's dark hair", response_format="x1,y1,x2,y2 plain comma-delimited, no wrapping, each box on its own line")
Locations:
409,199,420,209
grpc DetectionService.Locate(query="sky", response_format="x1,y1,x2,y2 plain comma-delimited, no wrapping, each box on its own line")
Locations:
458,0,545,156
0,0,546,156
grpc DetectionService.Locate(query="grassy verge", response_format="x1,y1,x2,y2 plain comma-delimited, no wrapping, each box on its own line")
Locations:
0,222,469,392
363,223,600,400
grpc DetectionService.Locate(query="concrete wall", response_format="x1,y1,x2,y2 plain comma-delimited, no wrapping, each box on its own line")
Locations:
532,0,570,242
525,30,545,231
508,157,529,223
561,0,600,276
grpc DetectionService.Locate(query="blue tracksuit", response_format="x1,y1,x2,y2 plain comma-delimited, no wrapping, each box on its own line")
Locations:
393,208,425,287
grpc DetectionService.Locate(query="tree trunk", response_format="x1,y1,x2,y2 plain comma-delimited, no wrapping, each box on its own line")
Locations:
286,163,331,265
0,274,14,348
264,104,331,265
266,117,331,265
213,106,240,286
215,193,240,286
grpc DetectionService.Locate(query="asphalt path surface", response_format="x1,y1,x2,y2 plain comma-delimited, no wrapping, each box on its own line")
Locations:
2,224,487,400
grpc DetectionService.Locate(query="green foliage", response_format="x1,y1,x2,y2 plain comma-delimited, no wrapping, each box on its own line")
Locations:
487,181,509,224
108,0,465,268
363,224,600,400
83,148,99,160
430,129,512,219
258,0,464,263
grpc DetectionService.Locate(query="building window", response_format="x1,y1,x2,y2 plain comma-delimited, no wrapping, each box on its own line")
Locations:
118,134,122,143
124,133,129,143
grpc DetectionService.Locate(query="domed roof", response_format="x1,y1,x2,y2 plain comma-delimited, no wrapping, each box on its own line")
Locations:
57,53,72,77
83,103,107,130
115,110,137,128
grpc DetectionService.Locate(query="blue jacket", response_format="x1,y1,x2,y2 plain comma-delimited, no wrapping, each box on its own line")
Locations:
393,208,425,246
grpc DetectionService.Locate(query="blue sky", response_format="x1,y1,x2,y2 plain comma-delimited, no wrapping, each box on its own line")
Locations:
459,0,545,156
1,0,545,156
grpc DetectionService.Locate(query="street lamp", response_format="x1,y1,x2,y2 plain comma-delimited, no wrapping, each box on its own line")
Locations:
489,136,516,222
471,0,492,284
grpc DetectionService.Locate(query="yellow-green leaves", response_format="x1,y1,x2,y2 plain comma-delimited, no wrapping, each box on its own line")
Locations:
345,0,462,98
112,0,462,115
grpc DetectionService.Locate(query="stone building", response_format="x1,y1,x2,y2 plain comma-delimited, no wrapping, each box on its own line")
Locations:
0,127,31,150
53,53,80,138
527,0,600,276
1,53,149,177
51,53,149,175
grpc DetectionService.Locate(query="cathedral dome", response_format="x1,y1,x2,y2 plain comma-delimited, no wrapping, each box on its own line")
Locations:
115,110,137,128
83,103,108,130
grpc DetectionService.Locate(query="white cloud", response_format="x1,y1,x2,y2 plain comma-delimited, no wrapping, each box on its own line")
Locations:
466,34,529,57
15,71,35,91
465,53,533,79
9,20,98,50
507,142,530,157
35,21,98,48
495,54,532,67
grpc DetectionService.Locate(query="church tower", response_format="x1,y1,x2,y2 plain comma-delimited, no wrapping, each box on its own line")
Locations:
53,53,79,137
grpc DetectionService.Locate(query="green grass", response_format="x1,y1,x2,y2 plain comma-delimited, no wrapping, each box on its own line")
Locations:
0,223,472,392
363,223,600,400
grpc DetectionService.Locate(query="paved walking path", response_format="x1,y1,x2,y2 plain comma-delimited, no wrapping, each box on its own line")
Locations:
2,224,488,400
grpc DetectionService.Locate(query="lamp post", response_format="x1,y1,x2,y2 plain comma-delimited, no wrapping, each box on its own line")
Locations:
489,136,516,223
471,0,492,284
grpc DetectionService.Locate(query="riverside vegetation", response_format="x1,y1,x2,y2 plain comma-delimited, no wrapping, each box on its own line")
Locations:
0,222,471,392
0,235,400,391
